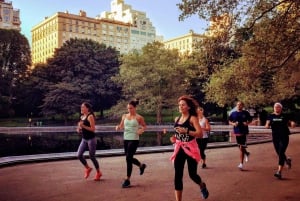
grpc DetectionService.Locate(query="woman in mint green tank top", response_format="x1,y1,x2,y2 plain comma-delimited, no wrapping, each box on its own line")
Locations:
115,99,147,188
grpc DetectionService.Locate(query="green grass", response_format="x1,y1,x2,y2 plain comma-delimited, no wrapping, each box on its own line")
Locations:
0,111,177,127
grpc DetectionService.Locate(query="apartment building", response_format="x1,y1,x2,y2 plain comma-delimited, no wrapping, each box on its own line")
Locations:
31,10,131,64
99,0,157,51
164,30,204,55
0,0,21,31
31,0,157,65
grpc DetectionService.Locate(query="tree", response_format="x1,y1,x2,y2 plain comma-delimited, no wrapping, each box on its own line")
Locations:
177,0,300,107
14,63,53,117
40,38,121,122
113,41,186,124
0,29,31,117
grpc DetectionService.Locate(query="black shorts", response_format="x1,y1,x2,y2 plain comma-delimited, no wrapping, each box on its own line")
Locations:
235,135,247,146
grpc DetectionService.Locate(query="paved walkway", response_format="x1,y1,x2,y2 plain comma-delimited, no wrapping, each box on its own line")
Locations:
1,133,300,201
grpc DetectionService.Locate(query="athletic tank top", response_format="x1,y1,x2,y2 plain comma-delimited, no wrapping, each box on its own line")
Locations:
124,117,139,140
199,117,209,138
174,115,196,142
81,113,95,140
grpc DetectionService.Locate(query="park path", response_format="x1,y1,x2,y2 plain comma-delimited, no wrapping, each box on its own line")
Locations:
0,134,300,201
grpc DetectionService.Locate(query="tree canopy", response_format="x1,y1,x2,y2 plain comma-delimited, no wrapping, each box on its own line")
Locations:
0,29,31,117
113,41,186,123
37,38,121,121
178,0,300,108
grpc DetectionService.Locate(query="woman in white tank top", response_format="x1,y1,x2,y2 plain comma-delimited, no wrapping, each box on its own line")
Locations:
196,107,211,168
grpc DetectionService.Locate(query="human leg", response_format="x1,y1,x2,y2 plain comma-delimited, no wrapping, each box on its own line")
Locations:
122,140,141,187
77,139,88,166
187,155,209,199
125,140,139,178
174,148,186,201
236,135,247,169
77,139,92,178
197,138,208,168
273,137,289,178
87,138,102,181
122,140,131,187
127,140,147,175
175,190,182,201
187,155,201,184
244,135,250,162
88,138,99,169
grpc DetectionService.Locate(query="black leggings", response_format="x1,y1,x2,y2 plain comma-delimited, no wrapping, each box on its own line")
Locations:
273,137,289,166
124,140,141,177
197,138,208,160
174,148,202,190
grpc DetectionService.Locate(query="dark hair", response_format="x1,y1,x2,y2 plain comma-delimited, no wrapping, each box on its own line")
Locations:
128,99,139,108
82,102,95,116
178,95,199,116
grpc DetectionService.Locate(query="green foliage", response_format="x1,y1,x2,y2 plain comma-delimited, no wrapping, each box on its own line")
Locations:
178,0,300,108
0,29,31,117
13,63,49,117
112,41,186,124
36,38,121,122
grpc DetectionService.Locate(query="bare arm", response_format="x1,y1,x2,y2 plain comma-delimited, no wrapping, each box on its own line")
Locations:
174,116,203,138
228,119,238,127
203,118,211,132
79,115,96,132
290,121,296,128
265,120,270,129
137,114,147,135
170,117,179,143
115,114,126,131
190,116,203,138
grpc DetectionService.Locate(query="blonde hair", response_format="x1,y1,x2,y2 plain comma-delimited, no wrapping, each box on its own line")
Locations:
274,102,283,108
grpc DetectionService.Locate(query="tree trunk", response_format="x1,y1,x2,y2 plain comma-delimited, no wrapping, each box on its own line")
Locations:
156,104,162,124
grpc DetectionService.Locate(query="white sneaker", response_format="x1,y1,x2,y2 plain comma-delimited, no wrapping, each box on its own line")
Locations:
245,152,250,162
245,155,248,162
238,163,243,170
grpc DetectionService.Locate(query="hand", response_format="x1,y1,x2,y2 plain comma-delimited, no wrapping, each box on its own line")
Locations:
175,127,188,134
290,121,296,128
170,136,176,143
137,128,144,135
78,121,83,127
76,127,82,134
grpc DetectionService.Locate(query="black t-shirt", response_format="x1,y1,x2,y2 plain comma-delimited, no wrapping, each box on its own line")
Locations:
267,113,290,138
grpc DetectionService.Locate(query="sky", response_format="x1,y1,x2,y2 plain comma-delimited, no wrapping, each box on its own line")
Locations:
11,0,209,42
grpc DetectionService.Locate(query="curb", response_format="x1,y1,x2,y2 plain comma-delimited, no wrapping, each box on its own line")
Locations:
0,138,272,168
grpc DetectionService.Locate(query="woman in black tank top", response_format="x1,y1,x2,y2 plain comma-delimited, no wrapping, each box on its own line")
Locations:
170,95,209,200
77,102,102,181
174,115,196,142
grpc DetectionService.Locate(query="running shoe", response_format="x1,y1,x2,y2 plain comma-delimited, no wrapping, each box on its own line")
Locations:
84,167,92,179
274,171,282,179
245,152,250,162
122,179,131,188
140,164,147,175
200,182,209,199
94,171,102,181
286,158,292,169
238,163,243,170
